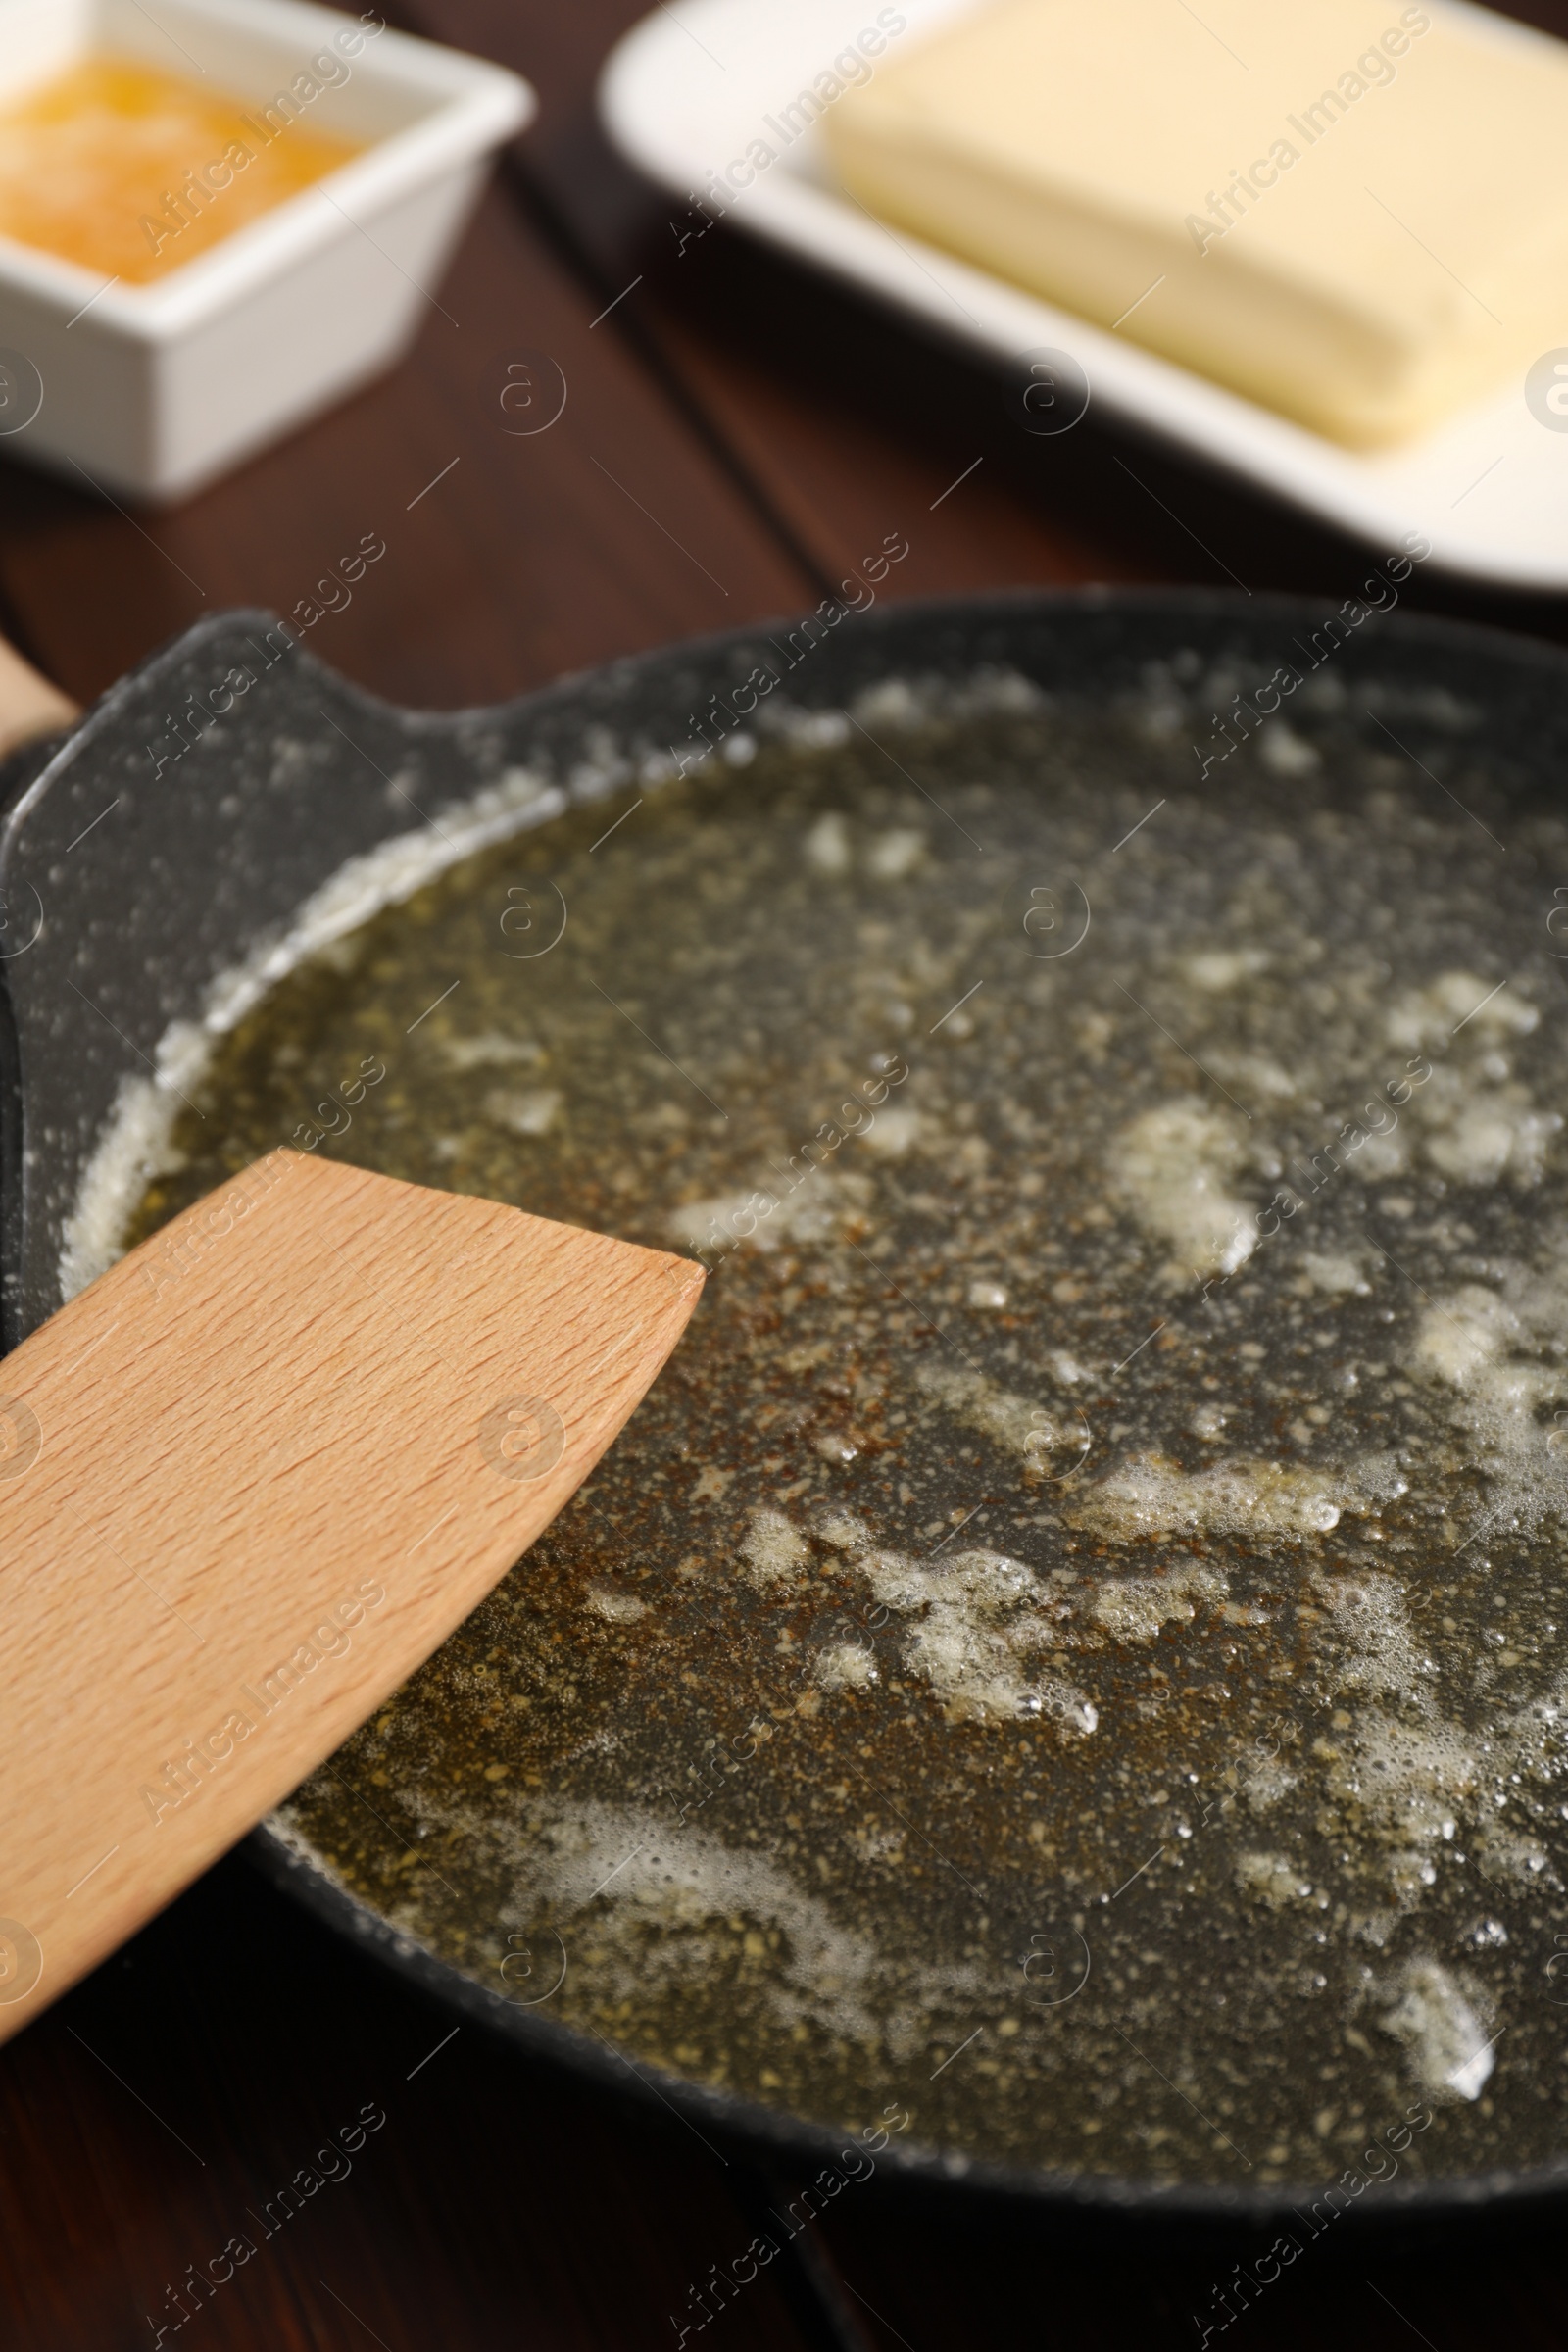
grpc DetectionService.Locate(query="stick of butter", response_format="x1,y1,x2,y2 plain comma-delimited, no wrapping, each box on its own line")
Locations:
822,0,1568,446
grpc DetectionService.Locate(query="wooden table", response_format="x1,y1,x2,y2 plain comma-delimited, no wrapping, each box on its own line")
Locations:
3,4,1567,2344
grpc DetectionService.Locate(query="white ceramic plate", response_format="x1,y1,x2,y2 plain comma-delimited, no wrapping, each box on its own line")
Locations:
0,0,530,501
601,0,1568,593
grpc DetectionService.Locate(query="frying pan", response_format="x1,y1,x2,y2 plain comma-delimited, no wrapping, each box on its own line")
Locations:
5,587,1568,2231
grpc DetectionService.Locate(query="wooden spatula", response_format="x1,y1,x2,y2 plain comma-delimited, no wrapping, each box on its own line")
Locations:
0,629,76,760
0,1147,702,2041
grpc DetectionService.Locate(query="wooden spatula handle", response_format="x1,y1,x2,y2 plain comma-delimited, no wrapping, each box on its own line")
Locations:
0,630,77,760
0,1149,701,2038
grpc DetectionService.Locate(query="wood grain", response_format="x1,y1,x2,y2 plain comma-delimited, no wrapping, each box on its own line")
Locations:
0,1149,699,2041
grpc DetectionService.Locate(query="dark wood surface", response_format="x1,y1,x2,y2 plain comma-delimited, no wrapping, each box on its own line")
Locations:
5,4,1568,2345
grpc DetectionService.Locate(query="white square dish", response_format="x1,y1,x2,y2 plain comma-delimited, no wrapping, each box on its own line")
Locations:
600,0,1568,594
0,0,532,502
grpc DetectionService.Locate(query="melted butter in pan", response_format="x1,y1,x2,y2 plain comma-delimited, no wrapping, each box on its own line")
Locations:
130,679,1568,2186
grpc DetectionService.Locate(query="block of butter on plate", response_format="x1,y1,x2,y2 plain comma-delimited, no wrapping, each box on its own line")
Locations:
822,0,1568,446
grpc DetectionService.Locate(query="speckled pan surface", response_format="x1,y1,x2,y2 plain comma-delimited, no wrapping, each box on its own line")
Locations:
8,590,1568,2220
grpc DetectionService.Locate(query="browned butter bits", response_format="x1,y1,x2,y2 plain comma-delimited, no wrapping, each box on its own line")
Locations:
127,666,1568,2185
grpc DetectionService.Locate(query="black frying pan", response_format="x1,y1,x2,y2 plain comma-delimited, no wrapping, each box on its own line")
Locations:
6,588,1568,2232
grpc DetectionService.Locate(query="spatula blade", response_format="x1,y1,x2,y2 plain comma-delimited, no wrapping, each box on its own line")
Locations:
0,1149,701,2039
